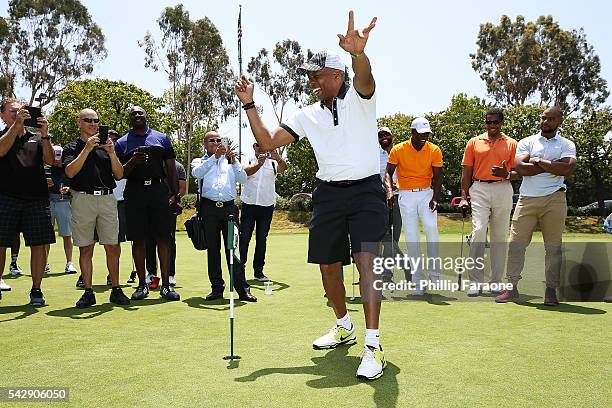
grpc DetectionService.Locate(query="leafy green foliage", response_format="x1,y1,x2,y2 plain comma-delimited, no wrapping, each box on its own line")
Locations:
1,0,106,105
276,138,318,197
471,15,609,113
48,79,177,147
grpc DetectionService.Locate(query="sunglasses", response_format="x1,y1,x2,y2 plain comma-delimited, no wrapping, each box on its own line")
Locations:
207,138,222,143
82,118,100,124
485,120,501,125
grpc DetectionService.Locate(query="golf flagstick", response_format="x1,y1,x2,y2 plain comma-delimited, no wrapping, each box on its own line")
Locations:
223,214,241,361
451,197,468,286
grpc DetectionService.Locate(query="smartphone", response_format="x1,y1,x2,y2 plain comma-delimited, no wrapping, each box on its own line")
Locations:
98,125,109,145
23,106,42,128
221,137,230,149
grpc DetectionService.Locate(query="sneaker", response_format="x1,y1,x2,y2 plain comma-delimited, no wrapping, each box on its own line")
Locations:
544,287,559,306
0,279,11,291
145,274,156,285
312,324,356,350
106,274,112,286
149,276,160,290
160,286,180,301
76,275,84,289
467,286,482,297
127,271,137,284
131,285,149,300
76,290,96,308
495,288,520,303
9,262,23,276
356,345,386,380
64,262,77,274
168,276,176,287
29,288,46,307
44,264,51,274
109,288,131,305
254,274,270,283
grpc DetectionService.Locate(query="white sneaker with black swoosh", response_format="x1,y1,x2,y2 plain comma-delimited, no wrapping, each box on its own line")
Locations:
312,324,356,349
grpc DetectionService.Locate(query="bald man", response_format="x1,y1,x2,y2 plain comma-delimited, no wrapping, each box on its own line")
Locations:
63,108,130,308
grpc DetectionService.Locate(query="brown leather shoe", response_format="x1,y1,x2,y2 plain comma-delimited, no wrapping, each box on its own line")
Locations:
495,288,520,303
544,287,559,306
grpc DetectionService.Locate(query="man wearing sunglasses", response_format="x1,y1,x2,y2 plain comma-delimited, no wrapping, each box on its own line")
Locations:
459,108,518,296
115,106,181,302
191,131,256,302
63,109,130,308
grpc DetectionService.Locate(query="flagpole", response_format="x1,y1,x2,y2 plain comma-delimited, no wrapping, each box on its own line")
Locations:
237,5,243,167
223,214,241,361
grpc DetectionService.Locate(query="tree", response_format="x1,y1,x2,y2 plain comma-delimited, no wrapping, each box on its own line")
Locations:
471,15,609,114
48,79,177,148
139,4,235,193
0,0,106,105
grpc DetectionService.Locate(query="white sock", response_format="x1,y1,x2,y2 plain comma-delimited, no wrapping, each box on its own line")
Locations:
336,313,351,330
365,329,380,349
11,254,17,263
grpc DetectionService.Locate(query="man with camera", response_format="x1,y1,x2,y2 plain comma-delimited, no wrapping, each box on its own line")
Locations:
63,109,130,308
115,106,181,302
191,131,256,302
0,98,55,305
237,143,287,282
235,11,387,379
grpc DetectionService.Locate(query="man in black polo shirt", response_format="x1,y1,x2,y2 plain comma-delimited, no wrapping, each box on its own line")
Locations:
115,106,180,301
63,108,130,308
0,98,55,306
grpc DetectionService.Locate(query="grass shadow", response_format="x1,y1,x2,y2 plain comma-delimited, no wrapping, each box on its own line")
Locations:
247,280,291,294
183,296,247,311
516,301,607,315
46,298,159,319
0,304,40,322
235,345,400,408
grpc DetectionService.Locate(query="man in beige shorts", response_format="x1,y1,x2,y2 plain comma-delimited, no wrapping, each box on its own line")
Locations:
63,108,130,308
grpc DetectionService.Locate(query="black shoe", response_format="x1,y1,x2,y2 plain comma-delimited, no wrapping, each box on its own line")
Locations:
76,275,84,289
160,286,180,301
131,285,149,300
110,287,131,305
106,274,112,286
205,291,224,301
127,271,136,284
76,290,96,308
29,288,45,306
254,274,270,282
238,288,257,302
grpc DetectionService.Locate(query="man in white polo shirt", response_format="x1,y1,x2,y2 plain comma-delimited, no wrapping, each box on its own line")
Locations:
238,143,287,282
235,11,387,380
496,106,576,306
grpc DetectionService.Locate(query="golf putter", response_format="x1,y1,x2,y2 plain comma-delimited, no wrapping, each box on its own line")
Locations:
451,197,469,285
350,237,356,300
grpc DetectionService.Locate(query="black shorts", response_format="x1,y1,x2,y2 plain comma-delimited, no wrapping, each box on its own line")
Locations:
0,193,56,247
124,182,173,241
308,174,387,265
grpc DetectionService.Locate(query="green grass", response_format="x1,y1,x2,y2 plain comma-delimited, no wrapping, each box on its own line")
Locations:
1,232,611,407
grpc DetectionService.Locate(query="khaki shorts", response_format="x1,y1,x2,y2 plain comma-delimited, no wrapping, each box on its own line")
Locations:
71,192,119,247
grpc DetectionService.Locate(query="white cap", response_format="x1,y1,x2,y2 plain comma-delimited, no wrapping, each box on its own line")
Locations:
299,50,346,72
378,126,392,135
53,145,63,160
411,117,432,134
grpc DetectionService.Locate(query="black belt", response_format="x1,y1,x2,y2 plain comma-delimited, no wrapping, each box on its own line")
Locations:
202,197,235,208
324,174,379,188
127,178,163,186
76,189,113,196
473,179,504,183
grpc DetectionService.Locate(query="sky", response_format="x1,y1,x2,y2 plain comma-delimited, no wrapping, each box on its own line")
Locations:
2,0,611,156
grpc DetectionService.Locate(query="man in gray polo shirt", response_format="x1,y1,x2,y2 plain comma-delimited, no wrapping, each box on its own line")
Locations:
496,106,577,306
235,11,387,380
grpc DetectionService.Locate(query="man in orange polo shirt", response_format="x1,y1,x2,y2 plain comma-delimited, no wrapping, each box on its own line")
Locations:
459,108,518,296
386,117,443,295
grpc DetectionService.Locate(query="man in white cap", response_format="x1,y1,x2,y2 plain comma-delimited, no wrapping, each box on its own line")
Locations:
235,11,387,380
386,117,444,295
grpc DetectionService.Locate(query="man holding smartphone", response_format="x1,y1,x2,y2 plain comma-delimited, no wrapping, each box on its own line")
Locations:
63,108,130,308
115,106,181,302
235,11,387,379
0,98,55,305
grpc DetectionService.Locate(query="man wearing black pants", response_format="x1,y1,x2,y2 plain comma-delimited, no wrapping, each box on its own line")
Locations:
191,131,256,302
238,143,287,282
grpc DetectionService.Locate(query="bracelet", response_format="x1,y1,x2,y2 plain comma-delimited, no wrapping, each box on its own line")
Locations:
242,101,255,111
350,51,365,58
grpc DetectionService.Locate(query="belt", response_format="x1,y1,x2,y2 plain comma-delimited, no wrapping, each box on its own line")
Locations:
403,188,430,192
76,189,113,196
128,178,163,186
202,197,235,208
324,174,379,188
474,179,504,183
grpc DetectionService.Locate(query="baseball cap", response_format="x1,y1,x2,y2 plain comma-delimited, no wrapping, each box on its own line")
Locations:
411,117,432,134
378,126,392,135
52,145,63,161
299,50,346,73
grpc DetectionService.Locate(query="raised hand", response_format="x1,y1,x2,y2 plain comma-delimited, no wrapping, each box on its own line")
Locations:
491,160,508,178
234,75,255,104
337,10,377,55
